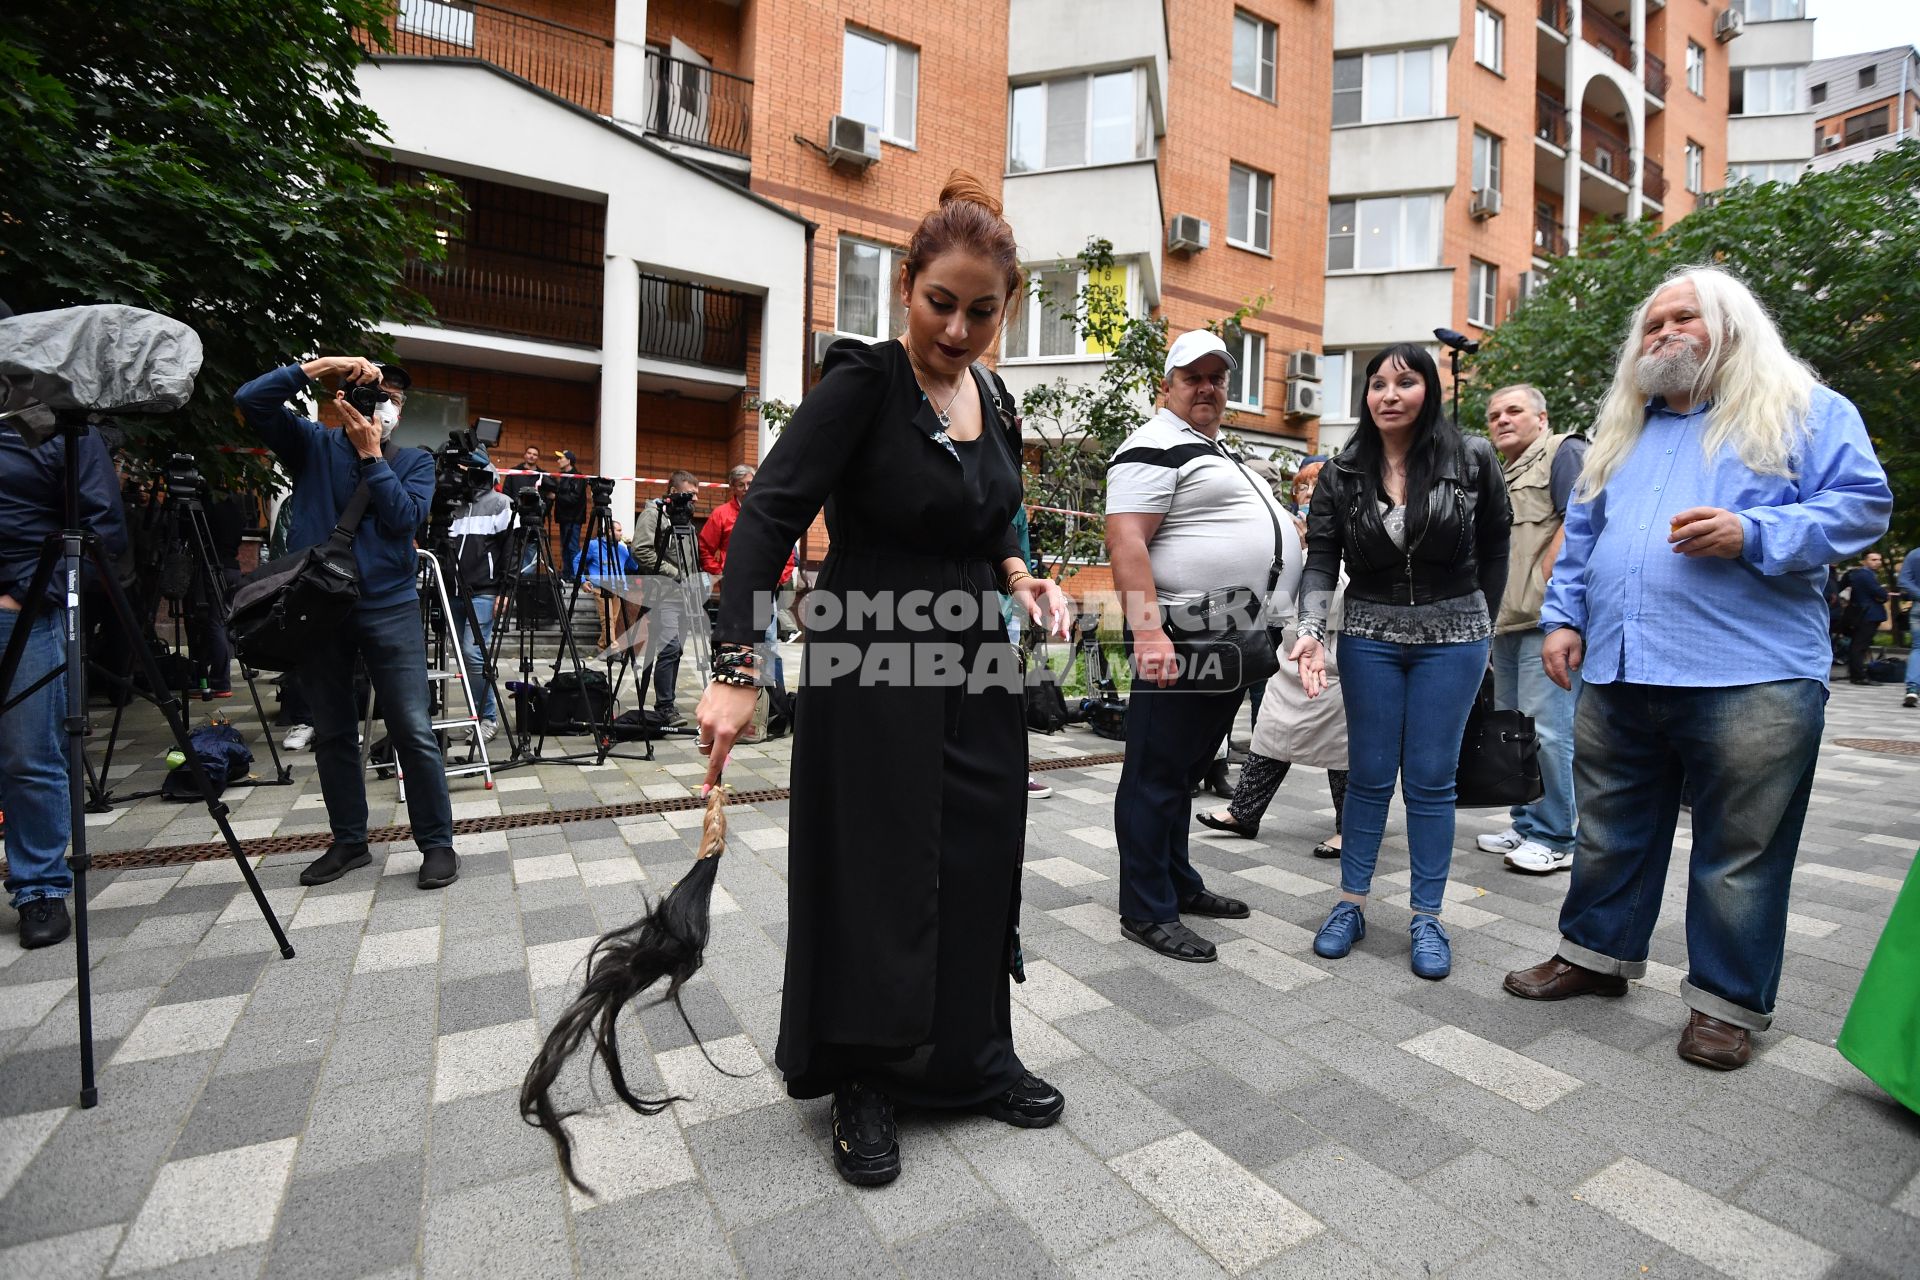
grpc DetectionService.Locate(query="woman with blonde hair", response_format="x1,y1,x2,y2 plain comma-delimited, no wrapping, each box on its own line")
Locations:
697,174,1073,1186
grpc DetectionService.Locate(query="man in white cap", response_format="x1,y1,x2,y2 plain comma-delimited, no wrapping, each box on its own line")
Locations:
1105,330,1290,962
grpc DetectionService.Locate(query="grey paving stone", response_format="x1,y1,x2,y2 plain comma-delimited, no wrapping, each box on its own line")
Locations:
153,951,270,1007
265,1150,425,1280
572,1182,737,1280
520,902,600,947
893,1206,1067,1280
1401,1083,1617,1187
0,1117,176,1247
89,941,194,994
318,1010,436,1088
1055,1006,1199,1087
1733,1164,1920,1271
842,1116,1000,1245
1085,965,1218,1030
732,1192,899,1280
1261,1143,1486,1276
425,1088,556,1197
684,1101,840,1230
1246,1231,1398,1280
172,1060,322,1161
1040,1055,1187,1161
1541,1082,1771,1197
216,1006,334,1078
423,1169,568,1280
126,1243,270,1280
1068,1222,1227,1279
339,965,439,1024
1147,1068,1322,1171
297,1073,431,1177
635,980,742,1053
436,970,533,1037
1413,1149,1665,1278
966,1122,1155,1257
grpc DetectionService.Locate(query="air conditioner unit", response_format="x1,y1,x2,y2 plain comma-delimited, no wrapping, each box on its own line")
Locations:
810,330,845,366
1713,8,1744,42
1516,270,1542,303
1469,187,1503,220
1168,214,1210,253
1285,350,1323,382
825,115,879,170
1285,379,1324,418
1822,133,1842,150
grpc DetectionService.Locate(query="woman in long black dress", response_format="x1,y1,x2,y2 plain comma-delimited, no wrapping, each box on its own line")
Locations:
697,175,1073,1186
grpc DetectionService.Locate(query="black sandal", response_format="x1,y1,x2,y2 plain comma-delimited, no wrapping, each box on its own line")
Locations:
1120,917,1218,963
1312,840,1341,859
1179,890,1250,920
1197,811,1259,839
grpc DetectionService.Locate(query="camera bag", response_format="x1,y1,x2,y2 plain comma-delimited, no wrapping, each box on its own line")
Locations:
227,444,395,672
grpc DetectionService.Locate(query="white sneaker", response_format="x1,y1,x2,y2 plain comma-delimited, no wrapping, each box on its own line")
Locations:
282,723,313,751
1505,840,1574,874
1026,776,1053,799
1476,826,1524,854
479,719,499,742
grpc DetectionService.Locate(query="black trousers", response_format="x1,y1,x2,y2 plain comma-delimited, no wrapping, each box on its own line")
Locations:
1847,616,1880,681
1114,681,1243,921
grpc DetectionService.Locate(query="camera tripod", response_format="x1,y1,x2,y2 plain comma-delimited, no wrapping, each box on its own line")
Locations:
556,484,657,764
90,459,291,807
0,416,294,1108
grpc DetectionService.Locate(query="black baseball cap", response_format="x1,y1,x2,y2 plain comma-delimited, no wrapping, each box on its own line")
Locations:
379,362,412,391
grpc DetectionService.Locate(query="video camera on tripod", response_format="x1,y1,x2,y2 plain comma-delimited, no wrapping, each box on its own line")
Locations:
429,416,503,525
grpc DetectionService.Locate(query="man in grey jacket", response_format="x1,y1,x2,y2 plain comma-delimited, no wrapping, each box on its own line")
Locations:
632,469,703,726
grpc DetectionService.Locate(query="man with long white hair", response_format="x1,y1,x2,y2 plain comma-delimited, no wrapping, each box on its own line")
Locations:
1502,266,1891,1070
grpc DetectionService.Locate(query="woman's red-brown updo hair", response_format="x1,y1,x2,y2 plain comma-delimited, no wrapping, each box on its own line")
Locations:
901,171,1026,321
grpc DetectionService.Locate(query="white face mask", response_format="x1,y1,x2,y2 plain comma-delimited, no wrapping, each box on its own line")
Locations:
375,399,400,435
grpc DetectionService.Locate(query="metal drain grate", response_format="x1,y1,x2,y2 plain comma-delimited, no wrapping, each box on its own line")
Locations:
1833,738,1920,758
54,751,1130,873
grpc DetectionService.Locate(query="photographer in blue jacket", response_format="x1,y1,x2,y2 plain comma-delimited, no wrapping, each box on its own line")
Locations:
235,355,460,891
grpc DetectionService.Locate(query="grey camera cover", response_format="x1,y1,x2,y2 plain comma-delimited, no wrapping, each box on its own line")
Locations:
0,304,203,415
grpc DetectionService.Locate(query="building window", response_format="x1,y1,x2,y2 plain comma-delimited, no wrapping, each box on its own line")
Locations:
1728,159,1806,184
1008,70,1147,173
1686,41,1706,97
1475,6,1504,75
1228,164,1273,252
397,0,475,46
1331,46,1444,125
1685,140,1705,194
1222,327,1266,410
1472,130,1503,194
1467,259,1498,329
1327,195,1441,271
1002,261,1135,360
836,237,906,340
1232,11,1277,101
1809,81,1827,105
1319,351,1351,421
842,27,917,146
1731,66,1802,116
1737,0,1804,18
1844,105,1891,144
1859,65,1877,89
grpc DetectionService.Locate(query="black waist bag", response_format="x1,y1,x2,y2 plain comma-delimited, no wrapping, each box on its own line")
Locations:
228,468,382,673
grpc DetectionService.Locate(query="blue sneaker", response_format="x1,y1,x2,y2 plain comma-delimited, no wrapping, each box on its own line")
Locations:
1409,914,1452,980
1313,901,1366,959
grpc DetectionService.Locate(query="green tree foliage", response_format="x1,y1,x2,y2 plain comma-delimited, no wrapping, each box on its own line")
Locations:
0,0,459,490
1466,139,1920,545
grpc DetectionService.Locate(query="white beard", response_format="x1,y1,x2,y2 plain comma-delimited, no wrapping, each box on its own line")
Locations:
1634,339,1704,400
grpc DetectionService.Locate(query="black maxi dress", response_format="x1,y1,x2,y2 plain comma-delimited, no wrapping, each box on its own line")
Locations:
714,338,1031,1106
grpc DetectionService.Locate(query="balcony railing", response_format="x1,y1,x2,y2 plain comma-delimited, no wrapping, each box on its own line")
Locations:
1534,211,1569,257
1582,6,1633,67
1643,157,1668,203
1537,93,1570,148
637,274,751,370
1645,52,1668,101
376,0,613,116
644,51,753,159
1583,123,1637,183
407,246,604,347
1538,0,1571,36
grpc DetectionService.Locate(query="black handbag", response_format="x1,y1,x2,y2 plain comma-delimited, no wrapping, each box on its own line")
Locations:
227,451,394,672
1455,671,1545,808
1156,441,1286,693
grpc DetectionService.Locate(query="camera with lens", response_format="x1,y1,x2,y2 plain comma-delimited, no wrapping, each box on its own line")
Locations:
512,485,548,520
344,382,389,418
161,452,203,502
587,475,616,508
663,487,696,529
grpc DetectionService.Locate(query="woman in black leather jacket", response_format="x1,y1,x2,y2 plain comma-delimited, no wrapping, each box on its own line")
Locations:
1289,344,1511,980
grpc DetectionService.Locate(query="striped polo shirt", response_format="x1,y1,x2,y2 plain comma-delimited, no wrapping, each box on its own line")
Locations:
1106,408,1287,606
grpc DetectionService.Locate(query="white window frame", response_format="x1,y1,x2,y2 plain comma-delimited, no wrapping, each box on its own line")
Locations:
1467,259,1499,329
1738,0,1805,20
1326,195,1442,272
398,0,475,46
1332,45,1447,125
1224,328,1266,411
1727,159,1805,185
1001,261,1139,363
1686,41,1706,97
1319,351,1353,422
834,236,905,341
1685,140,1705,194
1472,130,1503,194
1006,68,1149,174
1733,65,1803,116
1232,10,1278,101
1227,164,1273,253
841,27,918,147
1475,6,1505,75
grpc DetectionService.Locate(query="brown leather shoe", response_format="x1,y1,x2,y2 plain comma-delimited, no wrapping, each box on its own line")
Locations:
1502,957,1629,1001
1677,1011,1752,1070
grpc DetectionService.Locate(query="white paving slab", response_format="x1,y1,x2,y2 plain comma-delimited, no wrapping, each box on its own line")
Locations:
1857,833,1917,850
111,1137,298,1275
354,925,443,973
433,1018,539,1104
1382,893,1500,929
1010,960,1114,1021
0,979,76,1032
1049,903,1122,943
1065,826,1121,851
1217,938,1327,991
89,874,183,910
734,827,788,850
1108,1131,1323,1273
578,857,646,887
112,994,248,1063
511,852,578,884
215,885,304,927
1232,864,1331,897
1577,1157,1836,1280
0,1107,66,1202
0,1225,122,1280
291,889,375,930
1761,1034,1879,1095
525,936,597,991
1397,1026,1582,1110
1798,863,1904,891
561,1104,700,1208
1783,912,1840,939
659,1034,784,1125
1010,1001,1084,1071
1222,910,1316,953
1026,856,1108,888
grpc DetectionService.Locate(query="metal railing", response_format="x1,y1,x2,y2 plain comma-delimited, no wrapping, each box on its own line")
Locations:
406,247,604,347
1643,157,1668,202
1537,92,1571,148
644,51,753,158
1538,0,1571,35
1581,5,1633,66
1583,122,1636,183
637,273,751,370
1534,211,1568,257
1645,52,1668,101
376,0,613,116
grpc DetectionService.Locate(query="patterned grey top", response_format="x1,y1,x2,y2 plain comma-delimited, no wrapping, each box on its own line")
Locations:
1342,591,1494,645
1380,502,1407,551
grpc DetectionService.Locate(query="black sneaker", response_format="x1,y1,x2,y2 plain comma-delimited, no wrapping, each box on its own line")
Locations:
656,707,687,729
299,842,371,886
417,846,459,890
971,1072,1064,1129
829,1082,900,1186
17,898,71,949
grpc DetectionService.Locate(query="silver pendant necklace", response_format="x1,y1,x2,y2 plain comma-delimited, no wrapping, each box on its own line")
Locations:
908,345,966,428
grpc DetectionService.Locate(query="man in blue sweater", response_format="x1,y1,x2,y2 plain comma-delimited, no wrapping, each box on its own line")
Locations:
235,356,459,890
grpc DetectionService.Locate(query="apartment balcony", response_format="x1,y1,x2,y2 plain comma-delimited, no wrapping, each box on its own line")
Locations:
1538,0,1571,39
1324,268,1455,348
1645,52,1668,105
636,273,751,372
643,50,753,162
377,0,613,116
1329,117,1460,197
1335,0,1459,52
1534,210,1569,258
1002,160,1164,302
1583,122,1636,185
1582,6,1633,69
1536,92,1570,151
1643,156,1668,205
406,246,604,348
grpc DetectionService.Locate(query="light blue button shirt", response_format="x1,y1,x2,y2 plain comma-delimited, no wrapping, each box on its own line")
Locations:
1542,384,1891,687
